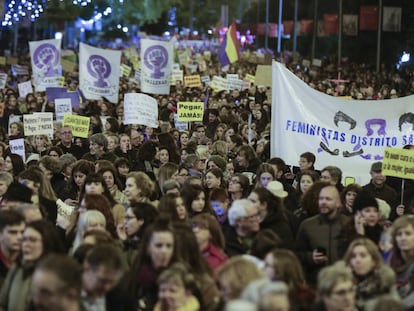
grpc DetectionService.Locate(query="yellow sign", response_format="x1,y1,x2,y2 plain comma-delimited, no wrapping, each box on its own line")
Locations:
177,102,204,121
0,57,6,65
245,74,255,84
184,75,202,88
61,58,77,73
63,115,90,138
255,65,272,87
382,147,414,180
120,64,132,77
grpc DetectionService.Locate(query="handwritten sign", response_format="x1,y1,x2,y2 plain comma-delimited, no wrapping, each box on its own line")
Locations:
174,114,188,131
120,64,132,77
23,113,54,136
18,81,33,99
245,74,255,84
9,138,25,162
0,73,7,90
177,102,204,121
123,93,158,128
55,98,72,122
170,70,183,84
63,115,90,138
0,56,6,65
184,75,202,88
382,147,414,180
210,76,228,92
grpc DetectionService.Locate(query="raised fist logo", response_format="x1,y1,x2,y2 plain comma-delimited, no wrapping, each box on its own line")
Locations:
87,55,111,88
144,45,168,79
33,43,59,77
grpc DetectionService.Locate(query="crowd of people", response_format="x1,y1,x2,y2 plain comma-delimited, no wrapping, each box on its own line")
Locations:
0,46,413,311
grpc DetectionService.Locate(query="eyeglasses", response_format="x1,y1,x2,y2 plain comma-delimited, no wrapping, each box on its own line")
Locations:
331,286,355,297
61,131,72,135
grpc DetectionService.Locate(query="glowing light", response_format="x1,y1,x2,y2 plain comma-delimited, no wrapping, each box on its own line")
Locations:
122,26,128,33
55,32,63,39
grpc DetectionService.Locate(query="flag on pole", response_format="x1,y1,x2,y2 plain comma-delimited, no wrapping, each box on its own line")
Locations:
219,22,240,67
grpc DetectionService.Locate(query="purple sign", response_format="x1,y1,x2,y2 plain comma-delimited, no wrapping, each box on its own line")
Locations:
144,45,168,79
87,55,111,88
33,43,60,77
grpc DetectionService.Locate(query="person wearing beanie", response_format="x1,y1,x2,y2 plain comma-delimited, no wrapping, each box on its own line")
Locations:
206,155,227,173
338,190,384,257
0,182,33,210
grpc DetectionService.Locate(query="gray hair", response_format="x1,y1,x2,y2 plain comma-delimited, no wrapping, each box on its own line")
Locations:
228,199,253,227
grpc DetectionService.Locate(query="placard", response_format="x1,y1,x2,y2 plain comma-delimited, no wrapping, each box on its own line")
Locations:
63,114,90,138
174,114,188,131
9,138,25,162
184,75,202,88
123,93,159,128
18,81,33,99
177,102,204,121
210,76,228,92
23,113,54,136
382,147,414,180
0,73,7,90
55,98,73,122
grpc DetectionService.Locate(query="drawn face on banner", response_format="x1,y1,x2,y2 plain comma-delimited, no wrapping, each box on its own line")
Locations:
144,45,169,79
87,55,111,88
33,43,60,77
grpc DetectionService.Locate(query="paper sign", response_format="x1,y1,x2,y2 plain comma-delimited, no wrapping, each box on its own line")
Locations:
312,58,322,67
0,73,7,90
174,114,188,131
177,102,204,121
255,65,272,87
120,64,132,77
9,139,26,162
210,76,228,92
23,113,54,136
302,59,311,67
201,75,210,86
11,64,29,75
63,114,90,138
0,57,6,65
18,81,33,99
227,74,243,90
123,93,159,128
382,147,414,180
245,74,255,84
184,75,202,88
170,70,183,83
55,98,73,122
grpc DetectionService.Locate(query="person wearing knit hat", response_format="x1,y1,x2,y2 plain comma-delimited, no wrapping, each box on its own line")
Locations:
352,190,379,215
0,182,33,209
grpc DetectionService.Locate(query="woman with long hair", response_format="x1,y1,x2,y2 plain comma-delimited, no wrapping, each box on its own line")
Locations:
0,220,64,310
344,238,398,310
3,153,25,180
390,215,414,309
263,248,315,311
158,193,188,222
60,159,95,204
181,184,213,218
78,172,125,226
98,166,128,205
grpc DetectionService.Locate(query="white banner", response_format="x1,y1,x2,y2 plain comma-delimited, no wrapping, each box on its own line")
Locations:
123,93,158,128
140,39,173,95
29,39,62,92
79,43,121,103
271,61,414,185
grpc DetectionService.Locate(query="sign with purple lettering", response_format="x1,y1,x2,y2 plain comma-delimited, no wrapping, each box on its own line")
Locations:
79,43,121,104
29,39,62,92
140,39,173,95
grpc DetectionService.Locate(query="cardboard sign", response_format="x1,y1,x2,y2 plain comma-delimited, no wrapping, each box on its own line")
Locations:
123,93,159,128
255,65,272,87
0,73,7,90
382,147,414,180
63,115,90,138
177,102,204,121
55,98,72,122
184,75,202,88
18,81,33,99
23,113,54,136
9,138,25,162
210,76,228,92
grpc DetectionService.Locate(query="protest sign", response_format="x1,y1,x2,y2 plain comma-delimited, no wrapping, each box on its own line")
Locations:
9,139,25,162
79,43,121,103
63,115,90,138
255,65,272,87
29,39,62,91
123,93,158,128
245,74,255,84
210,76,228,92
174,114,188,131
170,70,183,84
184,75,202,88
0,56,6,65
23,113,54,136
201,75,210,86
120,64,132,77
55,98,73,122
227,74,243,90
0,73,7,90
140,39,173,95
18,81,33,99
382,148,414,180
177,102,204,121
